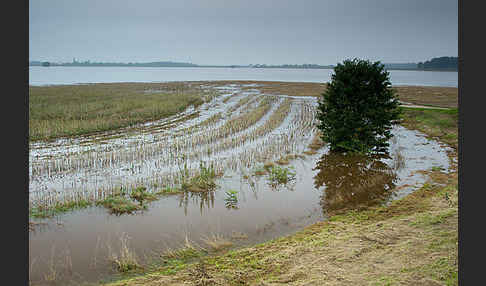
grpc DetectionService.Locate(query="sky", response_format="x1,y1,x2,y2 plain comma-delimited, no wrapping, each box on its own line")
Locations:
29,0,458,65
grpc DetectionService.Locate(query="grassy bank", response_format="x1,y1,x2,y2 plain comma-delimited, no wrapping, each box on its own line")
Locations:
99,108,457,285
29,82,212,141
400,107,458,149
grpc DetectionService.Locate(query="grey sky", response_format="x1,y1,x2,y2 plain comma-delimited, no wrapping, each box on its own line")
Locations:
29,0,457,65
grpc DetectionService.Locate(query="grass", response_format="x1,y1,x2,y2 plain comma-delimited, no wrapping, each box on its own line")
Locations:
96,196,146,215
29,82,211,141
29,199,92,218
181,162,219,192
400,107,458,149
129,186,158,205
162,237,207,263
155,187,183,196
268,165,296,186
107,233,142,273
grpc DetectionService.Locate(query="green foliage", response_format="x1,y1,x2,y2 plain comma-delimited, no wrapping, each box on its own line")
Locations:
268,165,296,186
317,58,401,154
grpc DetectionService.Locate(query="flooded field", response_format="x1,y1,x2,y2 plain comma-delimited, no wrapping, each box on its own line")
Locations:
29,82,452,285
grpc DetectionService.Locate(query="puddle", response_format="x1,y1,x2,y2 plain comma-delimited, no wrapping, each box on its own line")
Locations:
28,83,451,285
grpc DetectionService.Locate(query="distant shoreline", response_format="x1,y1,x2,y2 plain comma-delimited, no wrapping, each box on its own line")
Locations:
28,65,457,72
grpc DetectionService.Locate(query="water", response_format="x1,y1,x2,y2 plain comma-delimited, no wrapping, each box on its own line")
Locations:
29,66,458,87
29,124,452,285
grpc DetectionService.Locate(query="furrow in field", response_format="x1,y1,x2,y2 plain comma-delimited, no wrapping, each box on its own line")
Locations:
29,90,262,178
29,98,319,207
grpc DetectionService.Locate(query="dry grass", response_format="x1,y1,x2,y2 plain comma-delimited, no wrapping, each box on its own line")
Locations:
196,80,458,108
107,233,142,273
275,157,289,165
201,234,234,252
162,236,205,261
394,86,458,108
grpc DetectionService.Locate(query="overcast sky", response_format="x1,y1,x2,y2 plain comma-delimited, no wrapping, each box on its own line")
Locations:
29,0,457,65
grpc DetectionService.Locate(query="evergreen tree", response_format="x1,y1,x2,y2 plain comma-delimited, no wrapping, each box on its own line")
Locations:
317,58,401,154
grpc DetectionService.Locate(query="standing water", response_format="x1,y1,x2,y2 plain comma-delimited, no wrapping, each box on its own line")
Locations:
29,82,453,285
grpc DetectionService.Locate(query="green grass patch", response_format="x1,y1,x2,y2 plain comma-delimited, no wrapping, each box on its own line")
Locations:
410,209,457,227
400,107,458,149
29,199,92,218
267,165,296,186
96,196,146,215
129,186,158,204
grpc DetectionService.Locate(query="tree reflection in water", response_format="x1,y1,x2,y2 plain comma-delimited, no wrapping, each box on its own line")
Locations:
178,190,215,216
313,152,398,216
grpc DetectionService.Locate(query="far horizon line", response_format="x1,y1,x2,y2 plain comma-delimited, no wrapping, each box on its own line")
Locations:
29,56,458,67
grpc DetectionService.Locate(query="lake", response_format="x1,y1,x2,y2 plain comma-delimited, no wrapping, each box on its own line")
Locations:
28,66,458,87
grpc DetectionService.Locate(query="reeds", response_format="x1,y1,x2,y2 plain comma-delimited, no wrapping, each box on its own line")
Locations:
107,232,141,273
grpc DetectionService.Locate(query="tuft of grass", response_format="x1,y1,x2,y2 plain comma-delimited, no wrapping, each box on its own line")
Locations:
268,165,296,186
155,186,183,195
275,157,290,165
108,233,142,273
129,186,157,205
96,196,145,215
182,162,218,192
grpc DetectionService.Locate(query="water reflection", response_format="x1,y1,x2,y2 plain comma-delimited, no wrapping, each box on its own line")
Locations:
313,153,398,216
178,190,215,215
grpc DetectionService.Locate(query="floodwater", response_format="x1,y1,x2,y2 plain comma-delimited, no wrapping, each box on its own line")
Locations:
28,83,453,285
29,66,458,87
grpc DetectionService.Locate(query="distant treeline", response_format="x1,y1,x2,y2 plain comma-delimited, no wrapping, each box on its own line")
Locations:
30,56,458,71
29,61,198,67
417,57,458,71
